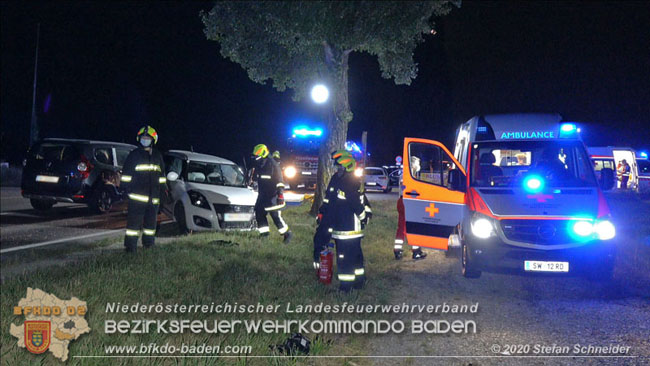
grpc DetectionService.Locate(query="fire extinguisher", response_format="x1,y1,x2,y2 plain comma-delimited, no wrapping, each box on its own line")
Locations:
319,243,334,285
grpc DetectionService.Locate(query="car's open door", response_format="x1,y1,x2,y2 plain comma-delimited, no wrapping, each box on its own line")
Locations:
402,138,466,250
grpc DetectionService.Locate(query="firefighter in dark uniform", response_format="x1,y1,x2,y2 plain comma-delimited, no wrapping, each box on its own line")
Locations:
316,150,369,291
120,125,166,253
252,144,292,243
313,150,372,272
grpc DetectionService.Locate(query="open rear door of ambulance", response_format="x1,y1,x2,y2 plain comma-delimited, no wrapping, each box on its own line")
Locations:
402,138,466,250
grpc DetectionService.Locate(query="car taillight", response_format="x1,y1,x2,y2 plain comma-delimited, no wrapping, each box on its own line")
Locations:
77,155,93,179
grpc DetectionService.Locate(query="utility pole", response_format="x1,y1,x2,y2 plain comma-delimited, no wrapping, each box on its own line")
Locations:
361,131,368,168
29,23,40,147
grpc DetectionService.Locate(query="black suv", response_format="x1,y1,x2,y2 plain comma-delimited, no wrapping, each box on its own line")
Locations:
21,138,136,213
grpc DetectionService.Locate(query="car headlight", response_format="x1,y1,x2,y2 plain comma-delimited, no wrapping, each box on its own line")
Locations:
354,167,363,177
188,190,210,210
471,216,494,239
595,220,615,240
284,166,297,179
572,220,594,237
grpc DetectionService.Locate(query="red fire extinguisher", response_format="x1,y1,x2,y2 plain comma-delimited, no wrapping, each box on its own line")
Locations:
319,244,334,285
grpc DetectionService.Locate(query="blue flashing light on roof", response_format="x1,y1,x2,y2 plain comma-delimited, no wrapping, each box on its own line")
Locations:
559,123,580,138
640,151,648,159
292,126,323,137
560,123,577,132
344,141,362,153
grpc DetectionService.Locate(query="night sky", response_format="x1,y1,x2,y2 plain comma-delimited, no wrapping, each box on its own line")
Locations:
2,1,649,166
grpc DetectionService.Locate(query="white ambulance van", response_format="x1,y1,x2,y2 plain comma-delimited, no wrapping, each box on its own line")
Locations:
402,114,616,280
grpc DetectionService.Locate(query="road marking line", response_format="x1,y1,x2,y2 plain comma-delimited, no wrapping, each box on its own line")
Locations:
0,230,124,254
0,220,173,254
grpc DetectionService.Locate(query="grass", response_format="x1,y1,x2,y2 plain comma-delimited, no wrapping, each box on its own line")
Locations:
1,199,400,366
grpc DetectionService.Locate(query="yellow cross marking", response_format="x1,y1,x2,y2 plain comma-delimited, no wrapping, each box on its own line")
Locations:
425,203,439,217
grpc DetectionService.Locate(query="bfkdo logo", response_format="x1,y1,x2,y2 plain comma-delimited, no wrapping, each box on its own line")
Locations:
10,288,91,362
25,320,51,354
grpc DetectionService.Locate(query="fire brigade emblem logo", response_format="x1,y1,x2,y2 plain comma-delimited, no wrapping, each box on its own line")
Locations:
25,321,51,354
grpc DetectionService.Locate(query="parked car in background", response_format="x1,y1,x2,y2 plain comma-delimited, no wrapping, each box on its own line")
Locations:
363,166,391,193
21,138,136,213
162,150,257,233
383,165,402,187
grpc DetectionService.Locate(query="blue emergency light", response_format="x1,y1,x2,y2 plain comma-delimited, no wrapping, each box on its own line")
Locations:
640,151,648,159
559,123,581,138
292,126,323,137
523,175,544,193
560,123,576,132
345,141,362,153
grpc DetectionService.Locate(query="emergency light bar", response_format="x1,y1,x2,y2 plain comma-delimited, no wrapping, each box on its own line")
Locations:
559,123,580,138
292,127,323,137
345,141,362,153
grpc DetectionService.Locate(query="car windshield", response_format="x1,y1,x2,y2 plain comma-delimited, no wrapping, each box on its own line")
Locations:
470,140,597,188
365,169,385,176
29,142,79,162
186,161,246,187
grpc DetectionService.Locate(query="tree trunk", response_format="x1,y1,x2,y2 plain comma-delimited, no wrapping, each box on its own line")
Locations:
310,50,352,215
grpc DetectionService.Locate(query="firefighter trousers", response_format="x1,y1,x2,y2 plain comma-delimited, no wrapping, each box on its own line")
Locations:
124,200,158,252
335,237,365,291
313,219,332,263
255,204,289,235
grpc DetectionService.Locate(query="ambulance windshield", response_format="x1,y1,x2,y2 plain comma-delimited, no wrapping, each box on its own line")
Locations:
470,141,597,188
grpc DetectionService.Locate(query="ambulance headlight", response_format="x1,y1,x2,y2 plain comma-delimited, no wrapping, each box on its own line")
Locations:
572,221,594,237
284,166,297,179
595,220,615,240
471,217,494,239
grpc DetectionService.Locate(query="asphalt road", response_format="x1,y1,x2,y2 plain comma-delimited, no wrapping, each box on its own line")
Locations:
369,192,650,366
1,187,142,254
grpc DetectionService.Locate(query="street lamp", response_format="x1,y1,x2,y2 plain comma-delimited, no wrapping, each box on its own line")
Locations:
310,84,329,104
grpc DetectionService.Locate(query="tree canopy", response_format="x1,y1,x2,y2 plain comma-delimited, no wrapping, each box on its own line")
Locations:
201,1,459,101
201,1,460,213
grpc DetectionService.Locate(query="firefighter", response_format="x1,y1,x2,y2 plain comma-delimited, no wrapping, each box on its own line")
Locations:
394,166,427,260
120,125,166,253
318,150,369,291
252,144,292,243
272,150,281,163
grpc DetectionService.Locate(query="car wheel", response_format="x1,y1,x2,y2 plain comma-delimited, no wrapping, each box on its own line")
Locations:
89,185,113,214
461,241,482,278
174,202,189,234
30,199,55,211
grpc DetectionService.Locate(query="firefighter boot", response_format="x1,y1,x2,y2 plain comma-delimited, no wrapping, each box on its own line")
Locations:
412,248,427,260
283,230,293,244
394,250,403,260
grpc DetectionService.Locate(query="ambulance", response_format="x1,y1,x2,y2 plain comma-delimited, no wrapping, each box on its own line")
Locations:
402,114,616,280
588,146,639,191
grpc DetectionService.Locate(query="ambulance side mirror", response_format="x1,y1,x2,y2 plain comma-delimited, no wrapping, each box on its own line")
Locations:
447,169,465,192
167,171,179,182
599,168,614,190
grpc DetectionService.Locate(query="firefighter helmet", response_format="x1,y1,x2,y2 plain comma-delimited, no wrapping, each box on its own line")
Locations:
336,154,356,172
136,125,158,144
331,149,352,160
253,144,269,158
